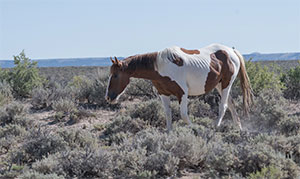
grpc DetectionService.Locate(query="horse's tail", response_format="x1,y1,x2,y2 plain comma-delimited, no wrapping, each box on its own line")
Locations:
233,49,253,116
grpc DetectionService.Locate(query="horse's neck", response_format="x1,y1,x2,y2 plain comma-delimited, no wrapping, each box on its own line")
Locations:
124,52,158,80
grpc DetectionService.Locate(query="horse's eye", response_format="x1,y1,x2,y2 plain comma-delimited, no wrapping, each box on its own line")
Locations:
113,74,118,78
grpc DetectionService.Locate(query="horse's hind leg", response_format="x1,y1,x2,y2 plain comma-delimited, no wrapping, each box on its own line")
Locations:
215,83,231,127
216,84,242,130
160,95,172,131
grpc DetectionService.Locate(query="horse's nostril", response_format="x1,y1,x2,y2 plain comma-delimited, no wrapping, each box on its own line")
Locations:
106,96,110,101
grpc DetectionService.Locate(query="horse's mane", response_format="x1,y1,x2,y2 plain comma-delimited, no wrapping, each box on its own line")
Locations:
123,52,158,73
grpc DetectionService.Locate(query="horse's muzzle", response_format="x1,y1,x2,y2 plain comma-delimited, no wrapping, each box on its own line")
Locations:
105,93,118,104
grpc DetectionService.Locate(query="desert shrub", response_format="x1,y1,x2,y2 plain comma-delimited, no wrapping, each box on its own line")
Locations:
30,87,51,109
58,148,112,178
31,80,78,110
86,70,110,106
113,127,207,178
0,81,13,106
0,101,27,127
112,142,151,178
166,126,207,168
19,170,64,179
0,124,28,155
125,78,157,99
0,124,27,139
188,97,216,119
129,99,165,127
52,98,77,114
68,75,93,103
10,128,67,164
57,128,97,149
237,142,300,178
31,154,65,177
240,89,288,132
248,165,283,179
47,81,77,102
120,127,207,176
261,135,300,166
279,116,300,136
1,51,43,98
281,63,300,99
205,135,239,175
102,116,147,145
144,150,179,177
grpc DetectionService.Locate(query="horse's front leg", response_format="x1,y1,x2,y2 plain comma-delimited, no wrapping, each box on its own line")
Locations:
160,95,172,132
180,94,192,126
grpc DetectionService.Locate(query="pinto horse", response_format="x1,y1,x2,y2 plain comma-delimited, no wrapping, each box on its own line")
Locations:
105,44,252,131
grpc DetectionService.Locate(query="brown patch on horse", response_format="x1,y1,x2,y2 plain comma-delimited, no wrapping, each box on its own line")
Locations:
205,50,234,93
151,76,184,103
123,52,184,102
167,53,184,66
180,48,200,55
204,53,222,93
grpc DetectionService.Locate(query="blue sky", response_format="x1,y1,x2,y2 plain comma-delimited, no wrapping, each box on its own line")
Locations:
0,0,299,60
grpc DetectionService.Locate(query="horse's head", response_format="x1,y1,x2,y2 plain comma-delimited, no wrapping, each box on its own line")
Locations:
105,57,130,104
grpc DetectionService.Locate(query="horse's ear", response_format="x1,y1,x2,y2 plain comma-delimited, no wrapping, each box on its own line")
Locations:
110,57,115,64
114,56,122,67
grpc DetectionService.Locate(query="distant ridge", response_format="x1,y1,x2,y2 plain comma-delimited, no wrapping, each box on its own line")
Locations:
0,52,299,68
0,57,124,68
244,52,300,61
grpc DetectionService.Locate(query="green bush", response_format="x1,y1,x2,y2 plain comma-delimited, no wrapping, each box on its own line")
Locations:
1,50,43,98
232,60,284,97
248,165,283,179
281,63,300,99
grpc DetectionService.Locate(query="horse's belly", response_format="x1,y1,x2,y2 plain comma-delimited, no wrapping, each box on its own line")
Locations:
186,68,209,96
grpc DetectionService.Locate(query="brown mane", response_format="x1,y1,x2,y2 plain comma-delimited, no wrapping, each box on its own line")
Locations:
122,52,158,78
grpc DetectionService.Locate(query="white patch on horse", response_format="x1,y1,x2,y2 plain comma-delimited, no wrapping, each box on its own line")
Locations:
156,46,212,95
